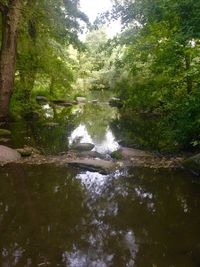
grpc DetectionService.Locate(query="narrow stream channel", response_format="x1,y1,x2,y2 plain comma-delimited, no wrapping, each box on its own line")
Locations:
0,92,200,267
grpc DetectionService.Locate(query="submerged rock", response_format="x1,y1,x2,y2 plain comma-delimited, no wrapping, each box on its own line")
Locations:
183,154,200,175
71,143,95,152
67,159,116,174
0,145,21,163
0,129,11,136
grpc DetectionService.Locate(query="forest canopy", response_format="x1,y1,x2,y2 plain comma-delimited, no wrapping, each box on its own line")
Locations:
0,0,200,151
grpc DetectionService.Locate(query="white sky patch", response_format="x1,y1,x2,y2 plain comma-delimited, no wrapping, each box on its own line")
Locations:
79,0,121,39
80,0,112,23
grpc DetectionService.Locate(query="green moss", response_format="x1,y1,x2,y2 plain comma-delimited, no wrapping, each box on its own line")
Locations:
111,150,123,160
0,129,11,136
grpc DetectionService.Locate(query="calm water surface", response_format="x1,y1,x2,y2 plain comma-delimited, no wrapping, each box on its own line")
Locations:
0,92,200,266
0,165,200,267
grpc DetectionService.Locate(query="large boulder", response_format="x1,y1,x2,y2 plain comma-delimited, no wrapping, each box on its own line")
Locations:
0,145,21,163
183,154,200,175
111,147,152,160
67,159,116,174
77,151,109,160
71,143,95,152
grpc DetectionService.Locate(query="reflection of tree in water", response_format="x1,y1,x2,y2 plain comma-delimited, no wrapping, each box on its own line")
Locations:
9,106,76,154
111,112,173,152
0,165,87,267
0,166,199,266
75,168,200,267
73,103,118,144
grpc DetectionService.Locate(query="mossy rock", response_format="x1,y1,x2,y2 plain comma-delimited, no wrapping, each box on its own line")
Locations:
110,150,123,160
0,138,11,143
0,129,11,136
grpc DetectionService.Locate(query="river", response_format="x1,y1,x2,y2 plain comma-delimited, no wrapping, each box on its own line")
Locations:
0,91,200,267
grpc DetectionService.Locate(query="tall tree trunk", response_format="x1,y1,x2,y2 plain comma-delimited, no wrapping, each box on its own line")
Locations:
0,0,23,120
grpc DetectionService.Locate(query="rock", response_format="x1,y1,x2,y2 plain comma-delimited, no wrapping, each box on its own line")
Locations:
24,112,40,121
0,145,21,162
0,138,11,144
43,122,59,128
111,147,152,161
183,154,200,175
71,143,95,152
67,159,116,174
51,99,66,104
57,102,74,107
77,151,108,160
0,129,11,136
16,146,34,157
91,99,98,104
109,98,123,108
76,97,86,103
36,96,48,102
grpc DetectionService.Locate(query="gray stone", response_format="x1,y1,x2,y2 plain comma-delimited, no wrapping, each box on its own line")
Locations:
76,97,86,103
67,159,116,174
0,145,21,162
77,151,108,160
111,147,152,161
36,96,48,102
183,154,200,175
71,143,95,152
16,147,33,157
0,138,11,143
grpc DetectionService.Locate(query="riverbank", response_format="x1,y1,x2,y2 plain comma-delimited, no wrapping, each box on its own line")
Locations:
0,144,184,175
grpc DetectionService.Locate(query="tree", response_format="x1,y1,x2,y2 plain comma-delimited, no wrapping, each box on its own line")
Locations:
0,0,88,120
0,0,23,120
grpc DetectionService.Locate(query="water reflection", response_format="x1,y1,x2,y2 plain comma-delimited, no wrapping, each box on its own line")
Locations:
69,124,119,153
9,92,119,155
0,165,200,266
69,124,93,145
42,104,54,119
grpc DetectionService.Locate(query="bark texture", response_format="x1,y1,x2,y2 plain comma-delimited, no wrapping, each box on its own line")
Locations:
0,0,23,120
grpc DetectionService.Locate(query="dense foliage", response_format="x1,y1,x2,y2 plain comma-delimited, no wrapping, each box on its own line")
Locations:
1,0,200,151
0,0,88,117
107,0,200,151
